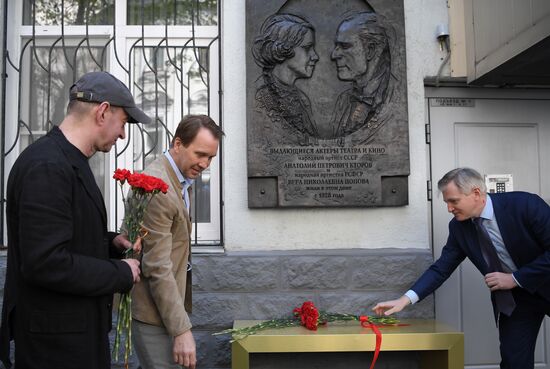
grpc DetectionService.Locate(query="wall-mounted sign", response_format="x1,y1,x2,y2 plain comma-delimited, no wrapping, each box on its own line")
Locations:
247,0,409,207
430,98,475,107
485,174,513,193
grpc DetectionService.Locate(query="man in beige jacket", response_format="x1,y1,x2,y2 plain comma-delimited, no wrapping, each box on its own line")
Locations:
131,115,223,369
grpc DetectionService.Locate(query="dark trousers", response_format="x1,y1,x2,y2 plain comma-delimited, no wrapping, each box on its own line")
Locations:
498,288,550,369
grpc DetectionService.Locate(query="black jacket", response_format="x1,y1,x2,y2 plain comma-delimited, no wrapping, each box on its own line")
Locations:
0,126,133,369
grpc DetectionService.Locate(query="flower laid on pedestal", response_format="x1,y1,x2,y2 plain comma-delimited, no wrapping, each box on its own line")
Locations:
214,300,399,340
214,301,400,369
111,168,168,368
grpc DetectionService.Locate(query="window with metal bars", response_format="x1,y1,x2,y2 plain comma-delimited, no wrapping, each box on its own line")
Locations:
1,0,222,248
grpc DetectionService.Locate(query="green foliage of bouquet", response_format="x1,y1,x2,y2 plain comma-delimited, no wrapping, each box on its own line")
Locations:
112,168,168,368
213,301,399,342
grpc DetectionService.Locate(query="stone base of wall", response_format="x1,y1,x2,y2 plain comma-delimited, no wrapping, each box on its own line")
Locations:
0,248,435,369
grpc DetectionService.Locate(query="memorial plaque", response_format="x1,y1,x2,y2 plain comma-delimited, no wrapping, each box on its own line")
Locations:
247,0,409,207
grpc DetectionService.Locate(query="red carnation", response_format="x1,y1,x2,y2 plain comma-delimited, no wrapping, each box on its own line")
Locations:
155,178,169,193
113,168,131,183
126,172,169,194
293,301,319,331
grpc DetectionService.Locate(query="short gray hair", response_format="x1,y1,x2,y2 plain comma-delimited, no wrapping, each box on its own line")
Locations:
437,167,487,194
342,12,387,48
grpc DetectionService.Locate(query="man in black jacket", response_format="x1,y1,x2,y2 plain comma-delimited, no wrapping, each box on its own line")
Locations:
0,71,148,369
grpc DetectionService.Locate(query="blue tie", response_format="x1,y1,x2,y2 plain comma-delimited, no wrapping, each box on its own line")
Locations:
473,218,516,320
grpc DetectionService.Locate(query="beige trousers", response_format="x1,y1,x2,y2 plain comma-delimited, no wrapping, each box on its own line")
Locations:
132,319,182,369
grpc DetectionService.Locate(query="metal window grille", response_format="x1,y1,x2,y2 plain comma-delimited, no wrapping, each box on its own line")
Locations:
1,0,223,248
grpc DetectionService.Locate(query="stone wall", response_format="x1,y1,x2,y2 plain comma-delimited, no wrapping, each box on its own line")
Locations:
0,249,435,369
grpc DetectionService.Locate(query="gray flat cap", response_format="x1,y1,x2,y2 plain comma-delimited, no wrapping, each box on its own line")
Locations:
70,71,151,124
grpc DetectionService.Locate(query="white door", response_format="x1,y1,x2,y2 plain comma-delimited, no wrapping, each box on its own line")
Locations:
426,87,550,369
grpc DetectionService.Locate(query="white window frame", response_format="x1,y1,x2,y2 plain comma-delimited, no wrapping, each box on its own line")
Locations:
4,0,222,247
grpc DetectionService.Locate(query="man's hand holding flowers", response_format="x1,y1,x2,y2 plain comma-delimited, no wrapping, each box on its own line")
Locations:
113,233,143,254
113,234,142,283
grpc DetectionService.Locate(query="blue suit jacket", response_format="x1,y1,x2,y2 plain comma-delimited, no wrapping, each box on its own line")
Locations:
411,192,550,304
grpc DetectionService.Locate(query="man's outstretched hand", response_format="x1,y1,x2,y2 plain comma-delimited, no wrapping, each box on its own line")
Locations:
372,295,411,316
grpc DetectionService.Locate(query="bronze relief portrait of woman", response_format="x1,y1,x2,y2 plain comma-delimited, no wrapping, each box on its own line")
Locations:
252,14,320,146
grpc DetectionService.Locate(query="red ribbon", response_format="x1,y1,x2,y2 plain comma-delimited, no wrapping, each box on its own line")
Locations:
359,316,382,369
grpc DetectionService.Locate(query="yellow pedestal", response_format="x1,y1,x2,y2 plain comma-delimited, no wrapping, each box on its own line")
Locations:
231,319,464,369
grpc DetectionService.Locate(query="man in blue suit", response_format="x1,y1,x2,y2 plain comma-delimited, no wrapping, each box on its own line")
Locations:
373,167,550,369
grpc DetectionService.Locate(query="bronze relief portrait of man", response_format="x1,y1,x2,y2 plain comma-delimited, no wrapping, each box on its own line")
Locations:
330,12,395,139
247,0,409,208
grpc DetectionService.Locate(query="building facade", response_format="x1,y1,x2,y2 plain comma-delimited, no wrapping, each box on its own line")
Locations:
1,1,549,368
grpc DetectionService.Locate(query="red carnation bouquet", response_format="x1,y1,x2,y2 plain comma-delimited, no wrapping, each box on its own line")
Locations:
293,301,320,330
112,168,168,367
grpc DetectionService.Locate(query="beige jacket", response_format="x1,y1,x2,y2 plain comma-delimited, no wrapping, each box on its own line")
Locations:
131,155,192,336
